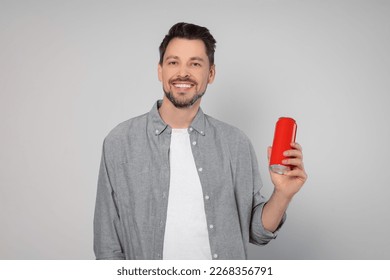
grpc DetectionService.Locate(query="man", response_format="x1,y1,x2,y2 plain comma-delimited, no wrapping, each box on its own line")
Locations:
94,22,307,260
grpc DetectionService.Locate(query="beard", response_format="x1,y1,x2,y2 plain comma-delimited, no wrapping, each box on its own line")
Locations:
163,76,207,108
163,88,206,108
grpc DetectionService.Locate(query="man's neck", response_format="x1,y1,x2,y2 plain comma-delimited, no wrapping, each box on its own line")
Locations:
158,96,201,129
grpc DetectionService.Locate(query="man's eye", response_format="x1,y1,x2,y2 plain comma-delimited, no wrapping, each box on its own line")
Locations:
192,63,201,67
168,61,177,65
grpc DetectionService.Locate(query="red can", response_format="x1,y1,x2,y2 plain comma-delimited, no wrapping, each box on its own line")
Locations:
269,117,297,174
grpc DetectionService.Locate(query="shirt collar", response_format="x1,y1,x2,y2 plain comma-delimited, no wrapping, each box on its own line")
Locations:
189,104,206,136
150,100,169,136
149,100,206,136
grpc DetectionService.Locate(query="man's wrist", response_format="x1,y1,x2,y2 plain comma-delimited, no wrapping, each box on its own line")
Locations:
271,189,293,205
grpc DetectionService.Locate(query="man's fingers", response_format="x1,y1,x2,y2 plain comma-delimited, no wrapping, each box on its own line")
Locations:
284,168,308,182
282,158,304,168
283,149,303,159
291,142,302,151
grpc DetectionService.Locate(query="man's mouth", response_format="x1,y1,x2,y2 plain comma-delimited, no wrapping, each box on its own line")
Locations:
172,83,194,88
170,78,197,89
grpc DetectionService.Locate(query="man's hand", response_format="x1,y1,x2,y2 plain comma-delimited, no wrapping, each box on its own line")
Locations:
261,142,308,232
267,142,307,200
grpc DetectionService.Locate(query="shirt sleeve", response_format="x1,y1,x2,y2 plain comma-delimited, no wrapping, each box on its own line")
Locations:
93,139,125,260
248,141,287,246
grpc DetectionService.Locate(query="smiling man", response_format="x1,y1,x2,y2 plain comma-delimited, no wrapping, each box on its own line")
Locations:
159,38,214,109
93,22,307,260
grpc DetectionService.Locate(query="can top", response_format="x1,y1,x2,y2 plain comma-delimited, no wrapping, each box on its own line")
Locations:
278,117,296,123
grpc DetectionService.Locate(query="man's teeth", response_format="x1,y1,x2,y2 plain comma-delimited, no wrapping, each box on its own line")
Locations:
174,84,192,88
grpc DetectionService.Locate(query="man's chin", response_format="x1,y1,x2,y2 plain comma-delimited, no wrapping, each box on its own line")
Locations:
164,91,203,109
170,99,196,109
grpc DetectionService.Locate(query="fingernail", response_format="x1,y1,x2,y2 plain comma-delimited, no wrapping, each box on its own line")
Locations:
282,159,288,164
283,151,288,156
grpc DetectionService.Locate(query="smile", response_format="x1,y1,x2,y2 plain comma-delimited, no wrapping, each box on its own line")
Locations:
172,83,194,88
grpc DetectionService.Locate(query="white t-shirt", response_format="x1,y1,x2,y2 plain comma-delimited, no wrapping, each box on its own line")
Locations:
163,128,212,260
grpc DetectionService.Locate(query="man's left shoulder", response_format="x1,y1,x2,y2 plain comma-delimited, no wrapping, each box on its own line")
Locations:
205,114,251,145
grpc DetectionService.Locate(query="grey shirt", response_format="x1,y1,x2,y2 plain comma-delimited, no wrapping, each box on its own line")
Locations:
94,100,285,260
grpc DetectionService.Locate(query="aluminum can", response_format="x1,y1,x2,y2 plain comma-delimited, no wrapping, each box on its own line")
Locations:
269,117,297,174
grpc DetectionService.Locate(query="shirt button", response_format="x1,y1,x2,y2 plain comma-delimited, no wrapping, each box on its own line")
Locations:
200,131,204,135
192,141,197,146
162,192,166,198
213,254,218,259
209,224,214,229
205,195,209,200
189,127,193,132
155,129,159,134
198,167,203,172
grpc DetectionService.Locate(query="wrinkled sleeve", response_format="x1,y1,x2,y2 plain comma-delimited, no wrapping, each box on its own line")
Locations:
248,141,286,246
93,139,125,260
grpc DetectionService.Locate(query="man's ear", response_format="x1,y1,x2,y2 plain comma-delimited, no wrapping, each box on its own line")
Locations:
208,64,216,84
158,63,162,82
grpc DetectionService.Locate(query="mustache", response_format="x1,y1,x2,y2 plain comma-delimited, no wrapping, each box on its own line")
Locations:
170,77,198,85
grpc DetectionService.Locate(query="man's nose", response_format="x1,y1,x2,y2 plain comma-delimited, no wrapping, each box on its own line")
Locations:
177,65,190,78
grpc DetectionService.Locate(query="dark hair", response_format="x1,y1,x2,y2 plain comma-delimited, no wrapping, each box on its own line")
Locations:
159,22,216,66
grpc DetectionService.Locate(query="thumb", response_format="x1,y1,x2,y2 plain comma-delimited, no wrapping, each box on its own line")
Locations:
267,146,272,163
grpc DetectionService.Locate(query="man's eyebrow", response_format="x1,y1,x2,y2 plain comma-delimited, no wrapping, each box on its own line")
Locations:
164,56,205,62
164,55,179,61
190,57,205,62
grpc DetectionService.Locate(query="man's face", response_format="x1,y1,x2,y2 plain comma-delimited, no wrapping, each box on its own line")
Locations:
158,38,215,108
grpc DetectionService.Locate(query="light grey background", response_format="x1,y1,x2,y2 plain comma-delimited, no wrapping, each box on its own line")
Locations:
1,0,389,259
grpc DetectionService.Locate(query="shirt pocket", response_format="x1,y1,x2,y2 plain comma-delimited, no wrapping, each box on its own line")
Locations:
115,159,153,212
